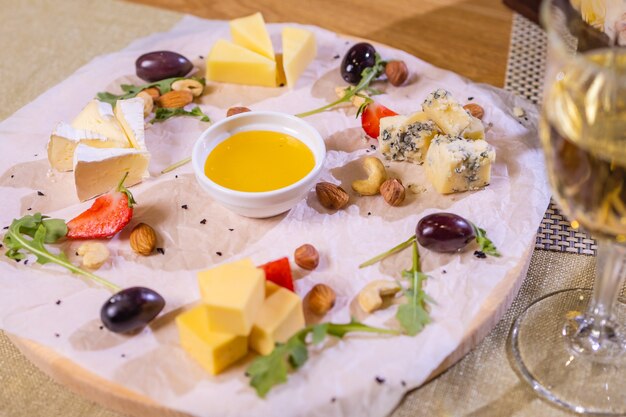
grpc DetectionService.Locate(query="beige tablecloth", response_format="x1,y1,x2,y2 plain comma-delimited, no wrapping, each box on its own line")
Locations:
0,1,597,416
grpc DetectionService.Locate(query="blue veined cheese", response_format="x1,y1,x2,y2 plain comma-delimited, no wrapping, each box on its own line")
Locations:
422,89,484,140
425,135,496,194
378,112,439,163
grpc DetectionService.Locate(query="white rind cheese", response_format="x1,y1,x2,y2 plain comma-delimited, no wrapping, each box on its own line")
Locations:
71,100,130,148
425,134,495,194
73,144,150,201
378,112,439,164
47,123,118,172
114,98,146,150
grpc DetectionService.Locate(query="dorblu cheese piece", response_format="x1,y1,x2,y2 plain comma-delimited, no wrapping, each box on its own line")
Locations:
197,258,265,336
47,122,122,172
425,135,496,194
230,12,275,61
114,98,147,150
71,100,130,148
176,305,248,375
378,112,438,164
73,144,150,201
462,115,485,140
281,27,316,87
422,89,472,137
249,282,305,355
206,39,277,87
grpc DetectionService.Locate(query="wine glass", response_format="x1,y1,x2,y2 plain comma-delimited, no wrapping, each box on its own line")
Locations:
509,0,626,414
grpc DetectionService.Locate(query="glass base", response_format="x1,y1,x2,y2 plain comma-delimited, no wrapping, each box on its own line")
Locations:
510,289,626,415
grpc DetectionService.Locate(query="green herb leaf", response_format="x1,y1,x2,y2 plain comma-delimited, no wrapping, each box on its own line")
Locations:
471,223,501,257
311,323,329,344
395,242,431,336
150,106,211,124
96,77,206,108
359,235,415,268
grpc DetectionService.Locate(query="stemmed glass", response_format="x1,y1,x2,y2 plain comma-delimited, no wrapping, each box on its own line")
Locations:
510,0,626,414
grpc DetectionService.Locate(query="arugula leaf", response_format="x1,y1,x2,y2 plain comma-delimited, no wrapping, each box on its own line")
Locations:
3,214,120,292
150,106,211,124
96,77,206,108
395,242,431,336
470,223,501,257
247,320,396,397
295,53,387,118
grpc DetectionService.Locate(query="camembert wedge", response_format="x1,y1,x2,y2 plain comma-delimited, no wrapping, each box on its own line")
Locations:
71,100,130,148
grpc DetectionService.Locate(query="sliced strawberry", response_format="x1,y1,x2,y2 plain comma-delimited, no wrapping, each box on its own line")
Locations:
259,257,294,292
67,175,136,239
360,102,398,139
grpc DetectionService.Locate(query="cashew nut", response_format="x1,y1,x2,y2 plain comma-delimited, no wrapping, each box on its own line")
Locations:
351,157,388,196
335,86,369,108
77,242,110,270
357,280,401,313
171,79,204,97
136,91,154,118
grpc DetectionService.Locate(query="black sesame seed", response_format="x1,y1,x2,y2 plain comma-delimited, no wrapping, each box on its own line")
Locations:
370,145,376,150
200,219,207,224
37,191,44,196
181,204,188,209
75,252,79,256
175,175,178,178
279,83,285,87
375,376,385,384
54,333,60,338
216,251,222,256
468,97,474,101
367,212,371,216
99,325,104,330
474,250,487,259
34,154,38,157
401,380,406,387
199,55,204,59
27,208,31,211
228,228,234,232
366,150,370,153
14,259,20,263
3,226,8,230
331,397,337,403
121,354,126,358
0,244,3,248
244,371,250,377
442,270,447,274
55,300,61,305
157,248,165,255
10,175,14,178
333,54,340,59
24,259,28,265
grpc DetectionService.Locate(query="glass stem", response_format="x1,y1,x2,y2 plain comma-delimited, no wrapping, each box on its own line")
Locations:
588,240,626,320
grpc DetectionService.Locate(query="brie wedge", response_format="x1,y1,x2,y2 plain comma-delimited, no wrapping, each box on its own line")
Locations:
48,122,118,172
114,97,147,150
71,100,130,148
73,144,150,201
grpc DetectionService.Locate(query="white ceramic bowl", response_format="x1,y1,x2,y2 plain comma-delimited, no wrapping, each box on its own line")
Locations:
192,111,326,218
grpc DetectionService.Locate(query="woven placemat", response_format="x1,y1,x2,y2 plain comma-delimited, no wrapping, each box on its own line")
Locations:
504,13,598,256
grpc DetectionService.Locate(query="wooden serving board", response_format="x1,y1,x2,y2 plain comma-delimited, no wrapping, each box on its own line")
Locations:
10,242,534,417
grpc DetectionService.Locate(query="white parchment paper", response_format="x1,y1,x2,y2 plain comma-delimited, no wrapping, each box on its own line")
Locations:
0,15,550,417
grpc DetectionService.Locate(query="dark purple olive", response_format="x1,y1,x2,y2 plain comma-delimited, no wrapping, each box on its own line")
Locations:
101,287,165,333
135,51,193,82
416,213,475,253
341,42,377,85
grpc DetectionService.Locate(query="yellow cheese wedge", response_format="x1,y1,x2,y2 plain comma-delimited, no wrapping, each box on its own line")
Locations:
230,12,275,61
249,282,305,355
206,39,277,87
281,27,316,87
197,258,265,335
71,100,130,148
176,305,248,375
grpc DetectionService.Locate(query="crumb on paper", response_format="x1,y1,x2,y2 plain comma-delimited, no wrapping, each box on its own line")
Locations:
513,107,525,118
407,183,426,194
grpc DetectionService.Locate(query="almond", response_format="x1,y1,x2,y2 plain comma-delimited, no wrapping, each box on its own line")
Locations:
130,223,157,256
315,182,349,210
157,90,193,109
463,103,484,120
227,106,251,117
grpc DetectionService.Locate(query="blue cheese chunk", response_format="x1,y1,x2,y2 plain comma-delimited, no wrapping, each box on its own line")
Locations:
378,112,438,163
423,89,473,137
425,135,495,194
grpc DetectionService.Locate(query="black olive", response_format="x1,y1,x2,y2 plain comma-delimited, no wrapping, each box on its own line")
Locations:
416,213,476,253
135,51,193,82
340,43,377,85
101,287,165,333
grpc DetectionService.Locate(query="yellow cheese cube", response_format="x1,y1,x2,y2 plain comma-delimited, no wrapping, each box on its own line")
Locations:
230,12,275,61
281,27,316,87
176,305,248,375
206,39,277,87
197,258,265,335
249,282,305,355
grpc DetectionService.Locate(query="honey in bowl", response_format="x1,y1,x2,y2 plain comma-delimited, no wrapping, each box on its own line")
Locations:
204,130,315,192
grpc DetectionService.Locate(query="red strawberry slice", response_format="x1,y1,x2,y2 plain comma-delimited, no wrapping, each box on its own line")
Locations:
67,175,136,239
361,102,398,139
259,257,294,292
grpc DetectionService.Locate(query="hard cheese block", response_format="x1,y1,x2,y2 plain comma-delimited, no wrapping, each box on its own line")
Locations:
281,27,316,87
176,305,248,375
230,12,275,61
197,258,265,335
71,100,130,148
249,282,305,355
72,144,149,201
425,134,496,194
422,89,484,140
47,123,124,172
206,39,277,87
379,112,439,164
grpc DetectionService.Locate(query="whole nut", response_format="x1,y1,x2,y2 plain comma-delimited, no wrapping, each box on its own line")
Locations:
171,79,204,97
141,87,160,100
315,182,349,210
352,157,388,196
463,103,485,120
136,91,154,117
130,223,157,256
380,178,405,206
385,60,409,87
157,90,193,109
226,106,251,117
306,284,336,316
294,243,319,270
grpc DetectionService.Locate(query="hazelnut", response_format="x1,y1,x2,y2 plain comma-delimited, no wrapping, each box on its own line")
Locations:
130,223,157,256
385,60,409,87
294,244,319,270
315,182,349,210
380,178,405,206
306,284,336,316
463,103,485,120
226,106,251,117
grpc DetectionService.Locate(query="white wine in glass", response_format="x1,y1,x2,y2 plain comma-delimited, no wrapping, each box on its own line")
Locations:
510,0,626,415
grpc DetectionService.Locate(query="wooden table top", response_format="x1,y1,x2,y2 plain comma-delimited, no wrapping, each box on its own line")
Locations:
125,0,513,87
